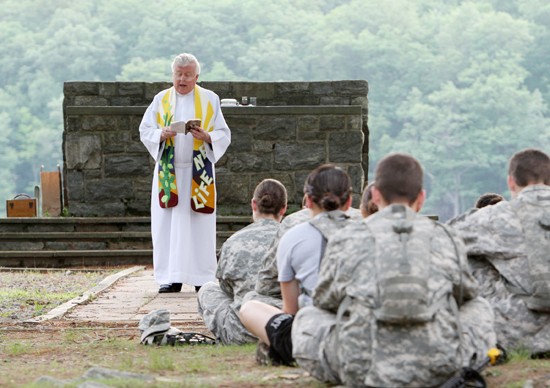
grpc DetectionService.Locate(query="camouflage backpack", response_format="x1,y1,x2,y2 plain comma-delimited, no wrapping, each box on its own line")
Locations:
298,210,350,308
369,204,461,324
508,195,550,312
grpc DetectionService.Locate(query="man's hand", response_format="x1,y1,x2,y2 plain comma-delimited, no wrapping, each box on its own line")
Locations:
160,126,177,142
189,126,212,143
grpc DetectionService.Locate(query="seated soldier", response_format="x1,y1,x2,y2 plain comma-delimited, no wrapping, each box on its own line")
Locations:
292,153,496,388
197,179,287,345
450,148,550,355
244,192,363,309
240,164,355,366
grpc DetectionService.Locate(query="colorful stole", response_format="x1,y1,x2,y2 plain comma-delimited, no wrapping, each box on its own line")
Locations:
191,85,216,214
156,86,216,213
157,88,178,208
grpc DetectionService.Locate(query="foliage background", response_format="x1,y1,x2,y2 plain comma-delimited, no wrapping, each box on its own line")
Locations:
0,0,548,220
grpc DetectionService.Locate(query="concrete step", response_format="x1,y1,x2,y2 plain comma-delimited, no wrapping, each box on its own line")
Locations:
0,249,153,267
0,216,251,268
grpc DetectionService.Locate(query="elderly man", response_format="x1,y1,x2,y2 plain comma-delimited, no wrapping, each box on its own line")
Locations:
140,53,231,293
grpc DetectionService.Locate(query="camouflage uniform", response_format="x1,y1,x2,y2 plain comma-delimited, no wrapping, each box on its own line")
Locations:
246,207,364,307
292,204,496,388
449,184,550,354
197,218,280,345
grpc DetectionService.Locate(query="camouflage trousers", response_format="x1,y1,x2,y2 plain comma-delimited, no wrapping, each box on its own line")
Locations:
472,262,550,354
197,282,257,345
292,297,497,387
242,290,284,310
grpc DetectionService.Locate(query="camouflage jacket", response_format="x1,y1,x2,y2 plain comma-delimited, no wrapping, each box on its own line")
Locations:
216,218,280,302
314,204,477,387
449,184,550,352
255,207,364,298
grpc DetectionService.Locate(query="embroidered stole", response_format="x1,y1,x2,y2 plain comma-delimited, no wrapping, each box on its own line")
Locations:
156,86,216,213
157,89,178,208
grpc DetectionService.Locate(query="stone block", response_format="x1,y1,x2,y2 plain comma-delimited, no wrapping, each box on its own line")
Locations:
65,134,102,170
296,116,319,131
104,145,124,154
320,96,349,105
294,171,310,203
86,170,103,180
347,164,365,193
225,116,257,126
254,117,296,140
74,96,109,106
283,95,319,106
86,180,133,202
145,82,172,101
45,241,107,250
66,116,81,132
320,116,346,131
99,82,116,96
199,81,231,97
111,97,131,105
69,202,126,217
229,153,271,172
67,171,84,201
348,115,362,130
217,204,252,216
250,173,295,202
126,143,149,154
64,82,99,96
351,96,369,109
118,116,130,130
216,174,249,205
277,82,310,95
297,132,327,141
82,116,117,131
329,131,364,163
253,141,275,153
216,154,228,167
118,132,130,142
333,80,369,95
228,125,252,153
118,82,144,97
274,142,326,171
0,241,44,250
231,82,277,100
310,82,334,95
126,200,151,216
105,155,151,178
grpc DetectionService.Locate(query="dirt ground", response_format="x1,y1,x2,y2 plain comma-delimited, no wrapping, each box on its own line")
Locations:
1,320,549,388
1,268,549,388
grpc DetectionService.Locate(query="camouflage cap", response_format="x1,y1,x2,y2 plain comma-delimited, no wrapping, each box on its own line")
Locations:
139,309,171,343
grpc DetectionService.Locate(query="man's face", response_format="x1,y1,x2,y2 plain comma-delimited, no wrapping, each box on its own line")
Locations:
172,64,199,95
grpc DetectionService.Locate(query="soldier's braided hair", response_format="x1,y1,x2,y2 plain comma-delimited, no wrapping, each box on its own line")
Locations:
253,179,287,216
304,164,352,211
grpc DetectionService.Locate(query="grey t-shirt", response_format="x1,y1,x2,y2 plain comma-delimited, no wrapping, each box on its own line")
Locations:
277,214,325,298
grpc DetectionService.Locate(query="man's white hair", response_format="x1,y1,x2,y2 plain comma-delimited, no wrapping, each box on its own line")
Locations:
171,53,201,75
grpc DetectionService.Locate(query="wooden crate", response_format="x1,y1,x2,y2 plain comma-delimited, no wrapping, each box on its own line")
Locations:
7,195,37,217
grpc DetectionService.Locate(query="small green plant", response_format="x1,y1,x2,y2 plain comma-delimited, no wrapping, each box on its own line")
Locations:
4,342,32,356
508,346,532,362
148,350,175,371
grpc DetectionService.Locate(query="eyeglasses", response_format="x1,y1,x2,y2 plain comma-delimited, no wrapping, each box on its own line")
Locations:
173,71,196,81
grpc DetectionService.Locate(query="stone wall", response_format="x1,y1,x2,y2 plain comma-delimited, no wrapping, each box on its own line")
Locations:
63,81,368,216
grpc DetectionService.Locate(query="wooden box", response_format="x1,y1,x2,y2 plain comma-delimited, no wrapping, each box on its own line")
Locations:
7,194,37,217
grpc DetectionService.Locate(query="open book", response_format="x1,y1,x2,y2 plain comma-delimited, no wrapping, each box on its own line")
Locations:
170,119,202,134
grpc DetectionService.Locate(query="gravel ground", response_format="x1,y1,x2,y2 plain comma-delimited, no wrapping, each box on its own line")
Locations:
0,269,113,322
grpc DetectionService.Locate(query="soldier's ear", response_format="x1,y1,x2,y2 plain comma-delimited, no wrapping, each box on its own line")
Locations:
414,190,426,213
251,199,258,212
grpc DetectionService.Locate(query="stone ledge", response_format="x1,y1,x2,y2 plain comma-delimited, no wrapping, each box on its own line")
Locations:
0,216,252,223
0,250,153,257
66,105,363,116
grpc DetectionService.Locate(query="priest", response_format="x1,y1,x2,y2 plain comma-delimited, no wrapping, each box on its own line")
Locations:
139,53,231,293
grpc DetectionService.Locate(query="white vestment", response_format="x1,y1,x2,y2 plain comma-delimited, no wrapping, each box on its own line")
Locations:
139,88,231,286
